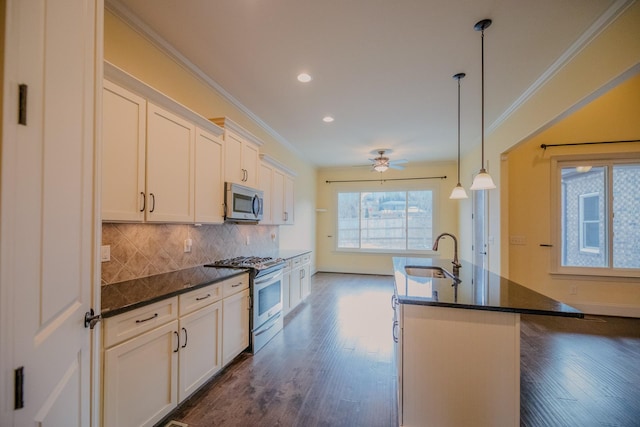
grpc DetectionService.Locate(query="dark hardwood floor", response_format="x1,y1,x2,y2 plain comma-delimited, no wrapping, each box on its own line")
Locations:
159,273,640,427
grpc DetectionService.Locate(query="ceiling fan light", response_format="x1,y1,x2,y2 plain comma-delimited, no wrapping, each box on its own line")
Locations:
373,164,388,172
449,183,468,199
470,169,496,190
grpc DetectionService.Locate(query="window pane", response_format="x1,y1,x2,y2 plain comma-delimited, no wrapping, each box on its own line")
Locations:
362,192,406,250
613,164,640,268
561,166,606,267
337,192,360,248
407,190,433,250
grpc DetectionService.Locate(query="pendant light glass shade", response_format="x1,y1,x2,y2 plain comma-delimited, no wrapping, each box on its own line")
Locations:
450,183,469,199
471,18,495,191
470,169,496,190
450,72,468,199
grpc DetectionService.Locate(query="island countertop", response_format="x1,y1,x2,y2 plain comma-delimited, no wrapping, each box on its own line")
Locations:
393,257,583,318
101,266,248,318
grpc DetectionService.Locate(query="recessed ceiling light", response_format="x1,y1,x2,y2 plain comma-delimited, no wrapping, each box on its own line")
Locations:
322,116,334,123
297,73,312,83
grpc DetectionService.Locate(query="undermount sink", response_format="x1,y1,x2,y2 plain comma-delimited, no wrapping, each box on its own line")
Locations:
404,266,453,279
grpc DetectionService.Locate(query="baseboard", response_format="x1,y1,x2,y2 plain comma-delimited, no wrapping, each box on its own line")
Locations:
571,302,640,318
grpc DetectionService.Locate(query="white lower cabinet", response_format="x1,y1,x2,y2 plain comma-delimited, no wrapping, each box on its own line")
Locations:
103,276,246,427
282,252,312,316
222,287,250,366
178,300,223,401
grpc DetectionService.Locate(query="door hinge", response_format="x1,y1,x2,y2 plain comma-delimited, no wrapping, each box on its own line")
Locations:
84,308,101,329
18,84,28,125
14,366,24,410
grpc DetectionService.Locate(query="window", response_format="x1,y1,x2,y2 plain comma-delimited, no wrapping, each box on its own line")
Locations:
337,190,433,252
554,157,640,276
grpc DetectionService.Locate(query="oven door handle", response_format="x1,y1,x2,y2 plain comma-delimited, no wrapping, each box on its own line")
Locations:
254,313,282,336
254,268,284,285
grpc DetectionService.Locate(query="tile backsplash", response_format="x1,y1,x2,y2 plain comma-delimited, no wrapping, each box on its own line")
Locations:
101,222,278,285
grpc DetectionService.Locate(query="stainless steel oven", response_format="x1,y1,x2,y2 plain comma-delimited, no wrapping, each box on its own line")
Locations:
252,268,284,352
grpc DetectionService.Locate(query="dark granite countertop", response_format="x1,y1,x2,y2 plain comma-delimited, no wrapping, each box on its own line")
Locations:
393,257,583,318
278,249,312,260
101,266,248,319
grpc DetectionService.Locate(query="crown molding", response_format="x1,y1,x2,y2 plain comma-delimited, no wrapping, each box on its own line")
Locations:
210,117,264,147
104,61,224,136
488,0,636,135
260,154,298,177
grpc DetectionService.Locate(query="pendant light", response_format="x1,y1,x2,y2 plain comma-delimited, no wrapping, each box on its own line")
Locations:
450,73,468,199
470,18,496,191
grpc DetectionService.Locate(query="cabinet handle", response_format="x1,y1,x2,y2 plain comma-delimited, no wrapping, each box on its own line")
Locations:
181,327,188,349
173,331,180,353
232,282,242,288
248,295,252,310
135,313,158,324
391,294,397,310
195,293,211,301
140,192,146,212
243,169,248,182
149,193,156,212
284,212,288,222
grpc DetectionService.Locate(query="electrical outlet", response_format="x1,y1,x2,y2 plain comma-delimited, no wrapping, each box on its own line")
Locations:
570,285,578,295
101,245,111,262
184,238,192,253
245,235,250,245
509,235,526,245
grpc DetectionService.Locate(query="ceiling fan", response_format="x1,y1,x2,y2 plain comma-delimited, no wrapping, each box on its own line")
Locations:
368,149,408,172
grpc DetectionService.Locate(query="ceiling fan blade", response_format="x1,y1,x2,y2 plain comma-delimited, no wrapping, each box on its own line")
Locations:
389,164,405,170
389,159,408,165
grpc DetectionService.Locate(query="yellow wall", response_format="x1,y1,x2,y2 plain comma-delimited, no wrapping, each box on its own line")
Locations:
506,74,640,316
316,161,459,275
103,10,317,263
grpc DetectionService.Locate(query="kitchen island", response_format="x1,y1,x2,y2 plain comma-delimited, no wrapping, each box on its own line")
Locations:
392,257,582,427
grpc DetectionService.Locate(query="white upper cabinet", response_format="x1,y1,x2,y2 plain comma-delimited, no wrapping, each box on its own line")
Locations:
102,64,225,224
146,103,195,222
211,117,263,188
195,127,225,224
102,81,147,222
259,162,274,224
260,154,296,225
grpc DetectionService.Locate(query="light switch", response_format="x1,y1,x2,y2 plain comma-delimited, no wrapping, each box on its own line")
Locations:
101,245,111,262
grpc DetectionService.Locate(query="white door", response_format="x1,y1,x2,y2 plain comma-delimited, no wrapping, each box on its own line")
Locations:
0,0,99,426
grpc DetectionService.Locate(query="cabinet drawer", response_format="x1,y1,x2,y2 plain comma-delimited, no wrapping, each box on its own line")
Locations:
291,256,302,268
222,274,249,298
179,282,223,316
301,253,311,265
104,297,178,348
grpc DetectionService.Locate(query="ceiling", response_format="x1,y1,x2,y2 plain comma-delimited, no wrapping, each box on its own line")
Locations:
109,0,619,168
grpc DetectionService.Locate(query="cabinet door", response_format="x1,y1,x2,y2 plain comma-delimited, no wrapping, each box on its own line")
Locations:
222,288,250,366
242,141,260,187
224,130,244,184
103,320,178,427
284,174,295,224
301,264,311,299
146,103,195,222
195,127,224,223
178,301,223,401
102,80,146,221
282,269,291,316
259,163,273,224
272,168,285,224
289,266,303,309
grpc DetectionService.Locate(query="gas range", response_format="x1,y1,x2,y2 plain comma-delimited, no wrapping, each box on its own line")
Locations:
205,256,285,277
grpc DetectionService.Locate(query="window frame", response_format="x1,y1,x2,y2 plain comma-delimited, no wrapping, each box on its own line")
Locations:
578,192,600,254
550,153,640,278
333,181,439,255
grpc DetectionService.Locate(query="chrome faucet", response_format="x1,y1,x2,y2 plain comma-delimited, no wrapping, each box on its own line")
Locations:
432,233,461,269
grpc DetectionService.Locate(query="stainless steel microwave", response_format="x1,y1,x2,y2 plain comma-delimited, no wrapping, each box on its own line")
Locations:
224,182,263,222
